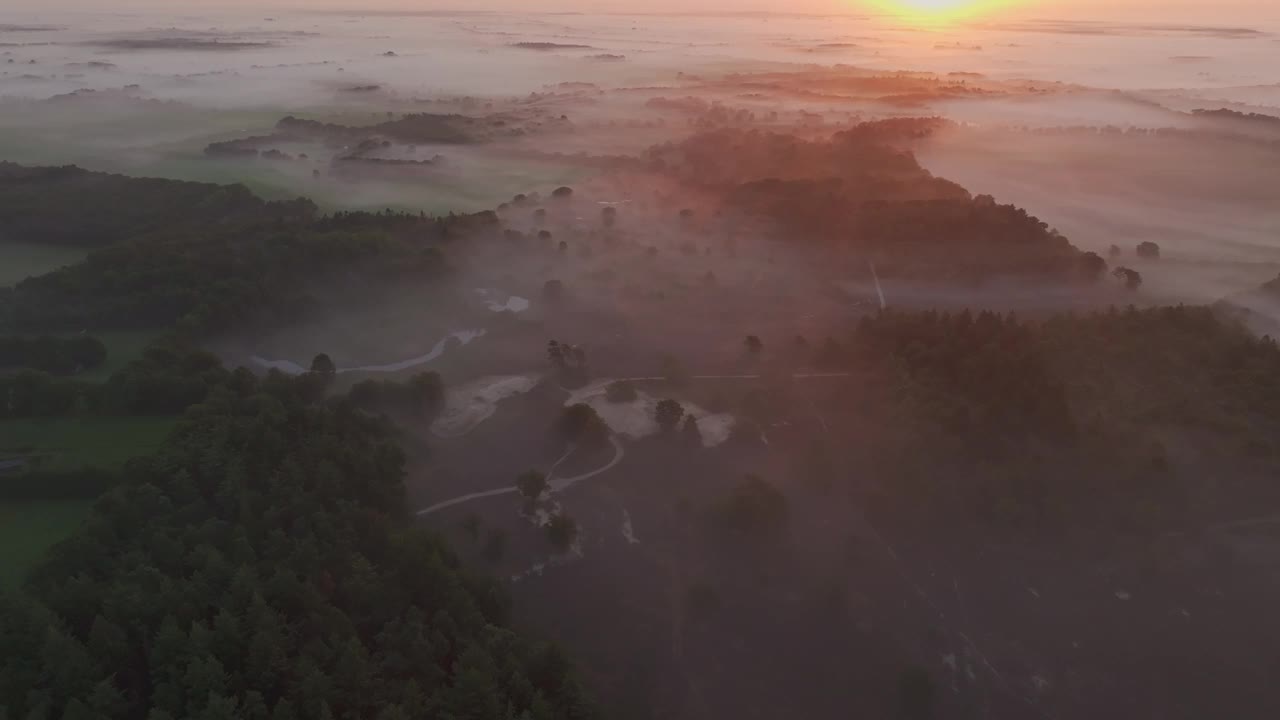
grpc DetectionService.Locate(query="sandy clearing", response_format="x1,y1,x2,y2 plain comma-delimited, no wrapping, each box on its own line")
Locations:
475,288,531,313
564,379,735,448
431,373,541,437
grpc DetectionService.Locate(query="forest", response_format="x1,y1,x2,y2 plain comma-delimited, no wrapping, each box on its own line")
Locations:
647,123,1102,283
0,164,502,336
823,306,1280,532
0,367,597,720
0,335,107,376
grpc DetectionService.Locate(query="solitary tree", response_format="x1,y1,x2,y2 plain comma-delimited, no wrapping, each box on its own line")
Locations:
516,470,549,504
681,415,703,447
558,403,609,447
406,371,444,418
1136,241,1161,260
744,335,764,354
551,186,574,199
310,353,337,381
655,399,685,432
1113,266,1143,290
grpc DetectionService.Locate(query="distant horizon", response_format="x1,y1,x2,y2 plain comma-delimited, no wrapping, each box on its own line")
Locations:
6,0,1278,23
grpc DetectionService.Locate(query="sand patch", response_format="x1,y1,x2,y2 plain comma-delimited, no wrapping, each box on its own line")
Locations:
564,379,734,448
432,373,541,437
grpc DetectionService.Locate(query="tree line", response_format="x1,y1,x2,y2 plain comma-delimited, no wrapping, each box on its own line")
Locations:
0,366,599,720
0,334,106,376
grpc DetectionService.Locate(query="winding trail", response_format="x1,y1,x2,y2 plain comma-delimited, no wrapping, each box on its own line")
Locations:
415,486,518,516
416,436,625,517
415,373,847,517
549,436,625,493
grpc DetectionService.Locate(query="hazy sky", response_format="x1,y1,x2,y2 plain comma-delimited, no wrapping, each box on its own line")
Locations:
13,0,1279,20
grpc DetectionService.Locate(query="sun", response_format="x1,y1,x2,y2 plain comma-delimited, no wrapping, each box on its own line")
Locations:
898,0,973,9
872,0,1005,21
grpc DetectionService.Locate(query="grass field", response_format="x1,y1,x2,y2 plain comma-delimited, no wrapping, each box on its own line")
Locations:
0,416,176,473
0,241,88,287
0,498,93,589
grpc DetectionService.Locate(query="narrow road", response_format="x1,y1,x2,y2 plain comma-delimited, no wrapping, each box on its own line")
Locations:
415,486,518,516
416,436,625,517
549,436,625,493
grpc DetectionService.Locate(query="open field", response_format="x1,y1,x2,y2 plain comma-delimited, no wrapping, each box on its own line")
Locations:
0,416,175,474
0,498,93,589
0,242,88,287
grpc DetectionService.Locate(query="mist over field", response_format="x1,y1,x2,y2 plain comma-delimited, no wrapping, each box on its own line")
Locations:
4,4,1280,720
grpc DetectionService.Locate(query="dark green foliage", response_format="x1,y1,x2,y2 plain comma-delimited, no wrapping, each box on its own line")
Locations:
650,124,1097,283
551,186,573,199
654,399,685,433
481,530,508,565
309,353,336,380
347,372,445,420
516,470,549,503
681,415,703,447
1136,241,1161,260
846,307,1280,531
547,339,586,370
0,375,598,720
0,335,106,375
853,309,1076,444
0,162,314,248
545,513,578,553
1113,266,1142,290
0,164,503,337
0,344,228,418
557,404,609,448
1079,251,1108,282
4,224,447,334
0,467,119,501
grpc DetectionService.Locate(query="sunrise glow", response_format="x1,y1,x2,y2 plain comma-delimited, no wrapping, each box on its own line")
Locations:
872,0,1009,21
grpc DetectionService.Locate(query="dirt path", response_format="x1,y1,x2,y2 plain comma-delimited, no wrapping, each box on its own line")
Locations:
416,436,625,517
549,436,624,493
